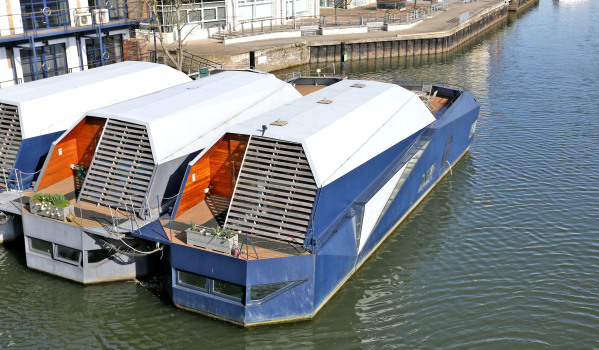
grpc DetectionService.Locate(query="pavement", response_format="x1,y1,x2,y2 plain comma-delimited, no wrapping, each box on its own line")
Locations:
162,0,505,61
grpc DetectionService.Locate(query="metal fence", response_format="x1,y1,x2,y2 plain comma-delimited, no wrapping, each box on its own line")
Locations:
214,2,449,40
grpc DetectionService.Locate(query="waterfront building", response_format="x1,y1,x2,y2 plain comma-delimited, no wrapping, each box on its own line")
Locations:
0,0,137,88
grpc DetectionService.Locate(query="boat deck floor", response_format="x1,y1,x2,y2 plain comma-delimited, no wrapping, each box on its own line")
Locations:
430,96,450,114
161,196,307,261
23,177,126,230
295,85,328,96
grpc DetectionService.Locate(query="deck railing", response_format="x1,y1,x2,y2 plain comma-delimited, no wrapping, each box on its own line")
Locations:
0,3,130,41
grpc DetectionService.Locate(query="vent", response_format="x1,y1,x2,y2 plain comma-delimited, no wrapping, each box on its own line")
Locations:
0,103,21,170
79,119,154,208
225,136,317,244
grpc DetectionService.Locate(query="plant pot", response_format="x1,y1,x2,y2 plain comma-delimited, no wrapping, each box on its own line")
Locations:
29,199,75,221
186,228,238,254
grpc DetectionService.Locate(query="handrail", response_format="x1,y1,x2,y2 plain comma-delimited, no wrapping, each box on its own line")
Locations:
0,3,130,41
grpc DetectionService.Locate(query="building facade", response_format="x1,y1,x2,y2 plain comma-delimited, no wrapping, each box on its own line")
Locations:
0,0,135,88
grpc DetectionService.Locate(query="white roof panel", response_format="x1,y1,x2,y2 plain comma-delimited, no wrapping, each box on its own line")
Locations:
0,61,191,139
227,79,436,186
87,70,302,163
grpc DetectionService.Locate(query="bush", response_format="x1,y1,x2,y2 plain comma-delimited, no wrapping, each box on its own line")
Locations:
32,193,72,208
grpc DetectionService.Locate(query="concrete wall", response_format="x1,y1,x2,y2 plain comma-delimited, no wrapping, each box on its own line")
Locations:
309,2,508,63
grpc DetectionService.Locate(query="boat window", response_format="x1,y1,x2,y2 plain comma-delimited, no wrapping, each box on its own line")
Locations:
29,237,53,256
470,121,477,138
249,281,295,302
87,249,115,264
353,206,365,249
420,164,436,190
54,244,82,265
213,279,244,302
177,270,208,291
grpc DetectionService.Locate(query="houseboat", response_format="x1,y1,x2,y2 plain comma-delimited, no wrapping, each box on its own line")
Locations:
22,70,302,283
0,61,191,243
134,78,480,326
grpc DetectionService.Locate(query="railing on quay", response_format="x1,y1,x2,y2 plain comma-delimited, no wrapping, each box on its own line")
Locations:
213,2,449,40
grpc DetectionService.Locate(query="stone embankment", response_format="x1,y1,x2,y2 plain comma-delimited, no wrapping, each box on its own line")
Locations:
169,0,521,72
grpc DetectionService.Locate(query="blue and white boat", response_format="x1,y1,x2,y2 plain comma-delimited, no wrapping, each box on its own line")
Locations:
23,70,301,283
0,61,191,243
134,77,480,326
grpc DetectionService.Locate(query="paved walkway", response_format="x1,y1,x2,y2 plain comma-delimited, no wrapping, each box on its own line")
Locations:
165,0,504,60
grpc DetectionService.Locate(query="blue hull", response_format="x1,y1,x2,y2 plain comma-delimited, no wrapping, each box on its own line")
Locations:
141,86,480,326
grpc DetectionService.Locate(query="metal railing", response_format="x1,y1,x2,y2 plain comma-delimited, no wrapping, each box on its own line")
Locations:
213,2,449,40
0,3,130,41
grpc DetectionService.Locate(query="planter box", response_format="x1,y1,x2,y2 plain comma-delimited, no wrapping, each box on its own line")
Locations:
29,199,75,221
186,228,238,254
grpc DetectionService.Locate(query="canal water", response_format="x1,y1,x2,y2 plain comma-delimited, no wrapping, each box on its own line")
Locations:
2,0,598,347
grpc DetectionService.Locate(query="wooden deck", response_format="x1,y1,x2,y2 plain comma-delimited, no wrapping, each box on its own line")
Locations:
162,196,307,261
295,85,328,96
429,95,450,114
24,177,127,230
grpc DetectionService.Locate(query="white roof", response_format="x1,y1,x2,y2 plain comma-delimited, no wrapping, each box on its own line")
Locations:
0,61,191,139
86,70,302,164
227,79,436,186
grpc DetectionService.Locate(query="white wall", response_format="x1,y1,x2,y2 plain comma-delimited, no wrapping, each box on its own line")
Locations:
0,47,16,88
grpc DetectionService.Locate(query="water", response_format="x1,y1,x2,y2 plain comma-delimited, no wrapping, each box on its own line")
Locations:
2,1,599,348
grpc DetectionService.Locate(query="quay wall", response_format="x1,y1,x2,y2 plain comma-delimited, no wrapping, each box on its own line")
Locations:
508,0,539,12
309,3,508,64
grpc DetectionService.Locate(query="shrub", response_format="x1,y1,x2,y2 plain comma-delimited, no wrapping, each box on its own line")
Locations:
32,193,72,208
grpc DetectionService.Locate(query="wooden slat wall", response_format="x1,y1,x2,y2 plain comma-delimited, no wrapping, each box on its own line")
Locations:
225,136,317,244
176,133,249,217
37,117,105,190
0,103,21,170
210,134,248,198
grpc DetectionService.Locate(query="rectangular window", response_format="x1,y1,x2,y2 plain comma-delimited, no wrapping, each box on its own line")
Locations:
86,34,124,69
419,164,435,189
213,279,244,301
54,244,82,265
20,0,70,31
29,237,53,256
21,43,68,82
177,270,208,291
87,249,114,264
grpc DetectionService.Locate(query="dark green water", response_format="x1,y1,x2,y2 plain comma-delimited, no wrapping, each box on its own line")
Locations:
2,0,599,348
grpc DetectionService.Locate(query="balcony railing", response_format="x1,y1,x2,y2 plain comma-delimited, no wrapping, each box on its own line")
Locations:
0,2,130,41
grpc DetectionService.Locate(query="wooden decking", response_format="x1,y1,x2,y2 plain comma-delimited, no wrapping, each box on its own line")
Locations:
162,196,307,261
24,177,126,230
429,95,450,115
295,85,328,96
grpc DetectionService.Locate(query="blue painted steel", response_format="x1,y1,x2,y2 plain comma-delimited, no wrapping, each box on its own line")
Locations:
140,86,480,326
310,133,421,240
131,219,171,245
170,163,193,217
0,23,132,45
10,130,64,189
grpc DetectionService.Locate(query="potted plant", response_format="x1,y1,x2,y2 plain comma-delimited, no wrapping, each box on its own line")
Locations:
186,222,239,255
29,193,75,221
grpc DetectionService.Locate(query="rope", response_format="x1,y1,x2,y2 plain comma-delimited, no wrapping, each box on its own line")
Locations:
99,238,163,257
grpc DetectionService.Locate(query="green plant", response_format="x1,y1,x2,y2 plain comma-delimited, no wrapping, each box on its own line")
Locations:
32,193,72,208
210,227,235,239
66,214,76,222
